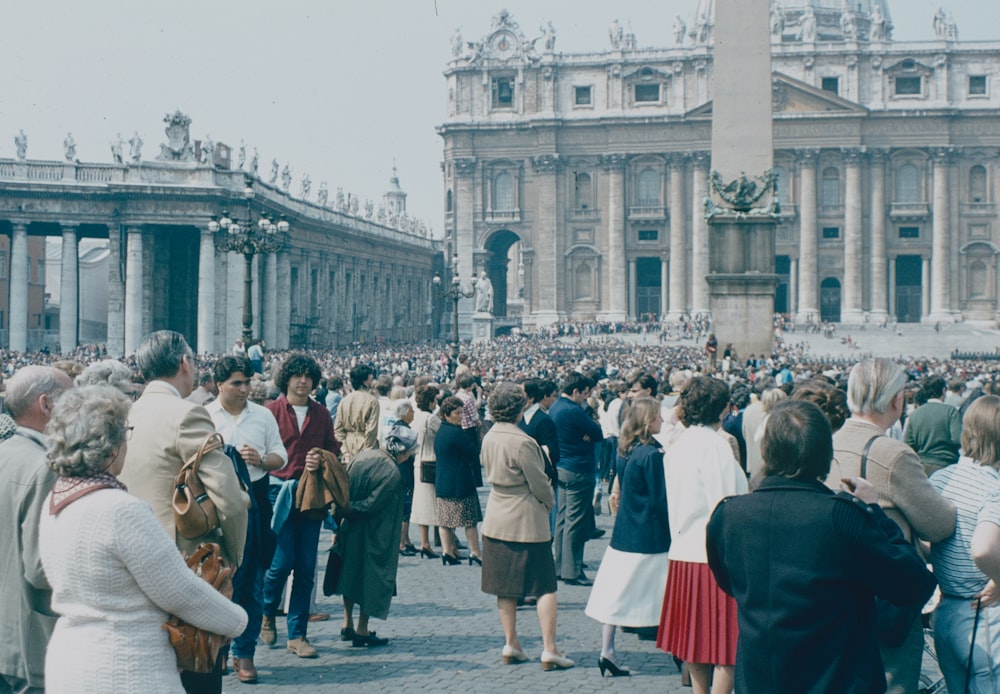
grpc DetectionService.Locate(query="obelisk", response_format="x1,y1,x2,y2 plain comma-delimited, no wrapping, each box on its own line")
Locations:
705,0,779,357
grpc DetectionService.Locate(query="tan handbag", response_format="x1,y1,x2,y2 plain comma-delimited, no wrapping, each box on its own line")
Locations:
172,432,224,540
162,542,234,673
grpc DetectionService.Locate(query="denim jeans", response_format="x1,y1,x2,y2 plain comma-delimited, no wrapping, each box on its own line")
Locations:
262,485,322,640
934,595,1000,694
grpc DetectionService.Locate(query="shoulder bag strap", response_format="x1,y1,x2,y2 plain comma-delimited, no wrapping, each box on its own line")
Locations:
182,432,224,475
859,434,882,479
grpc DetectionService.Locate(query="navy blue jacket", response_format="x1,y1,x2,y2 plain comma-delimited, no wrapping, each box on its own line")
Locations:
610,443,670,554
548,395,603,475
433,420,479,498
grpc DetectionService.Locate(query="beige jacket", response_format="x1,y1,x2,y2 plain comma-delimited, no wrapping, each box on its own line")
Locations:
334,390,380,457
120,381,249,566
480,423,555,543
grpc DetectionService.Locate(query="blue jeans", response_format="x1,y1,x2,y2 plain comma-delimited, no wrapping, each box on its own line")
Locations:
934,595,1000,694
262,486,322,640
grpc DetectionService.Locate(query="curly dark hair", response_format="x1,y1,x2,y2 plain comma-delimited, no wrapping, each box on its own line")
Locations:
415,384,440,413
275,354,322,395
791,378,850,433
679,376,730,427
438,395,464,420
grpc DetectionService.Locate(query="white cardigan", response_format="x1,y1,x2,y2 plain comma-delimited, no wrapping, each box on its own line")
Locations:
664,425,748,563
40,488,247,693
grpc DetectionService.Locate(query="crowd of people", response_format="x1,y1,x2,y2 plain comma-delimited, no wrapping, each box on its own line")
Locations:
5,327,1000,692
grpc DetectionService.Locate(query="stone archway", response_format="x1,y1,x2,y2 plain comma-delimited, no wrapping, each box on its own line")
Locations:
482,229,521,317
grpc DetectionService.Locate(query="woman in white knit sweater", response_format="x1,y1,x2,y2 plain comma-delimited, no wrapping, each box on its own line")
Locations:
39,385,247,694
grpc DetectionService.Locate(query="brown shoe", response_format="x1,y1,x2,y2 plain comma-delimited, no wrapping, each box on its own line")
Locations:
308,612,331,622
287,637,318,658
232,657,258,684
260,616,276,646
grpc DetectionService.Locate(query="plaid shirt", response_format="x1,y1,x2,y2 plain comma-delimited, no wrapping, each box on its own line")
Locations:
456,388,480,430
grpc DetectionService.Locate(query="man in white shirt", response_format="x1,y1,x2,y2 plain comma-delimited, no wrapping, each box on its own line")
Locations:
206,355,287,684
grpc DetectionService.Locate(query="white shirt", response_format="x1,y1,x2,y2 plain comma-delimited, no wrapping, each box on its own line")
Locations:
205,400,288,482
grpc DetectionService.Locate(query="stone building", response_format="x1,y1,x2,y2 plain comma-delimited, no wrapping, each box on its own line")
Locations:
438,1,1000,331
0,113,437,354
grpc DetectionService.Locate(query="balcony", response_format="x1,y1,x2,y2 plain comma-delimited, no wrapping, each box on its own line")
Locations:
889,202,930,221
568,207,600,222
627,205,667,221
961,202,996,217
484,208,521,224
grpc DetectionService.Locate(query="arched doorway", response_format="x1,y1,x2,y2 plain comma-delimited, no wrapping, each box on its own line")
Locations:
820,277,841,322
483,229,521,317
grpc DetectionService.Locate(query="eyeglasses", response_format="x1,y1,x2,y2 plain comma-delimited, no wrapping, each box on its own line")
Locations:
125,426,134,441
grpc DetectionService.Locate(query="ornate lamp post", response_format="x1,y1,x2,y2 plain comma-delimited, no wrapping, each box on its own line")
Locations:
433,253,477,361
210,180,289,345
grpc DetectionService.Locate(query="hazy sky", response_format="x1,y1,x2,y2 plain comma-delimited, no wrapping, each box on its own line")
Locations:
1,1,996,233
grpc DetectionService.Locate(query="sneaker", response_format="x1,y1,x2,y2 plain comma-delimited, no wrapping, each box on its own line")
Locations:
260,616,276,646
352,631,389,647
287,637,318,658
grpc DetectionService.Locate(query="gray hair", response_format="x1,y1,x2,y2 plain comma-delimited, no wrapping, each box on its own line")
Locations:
488,382,527,424
135,330,193,382
75,359,137,393
5,366,72,419
393,400,414,419
45,385,131,478
847,358,907,415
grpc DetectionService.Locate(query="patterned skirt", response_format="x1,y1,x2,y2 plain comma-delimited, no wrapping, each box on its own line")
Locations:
656,560,738,665
436,494,482,529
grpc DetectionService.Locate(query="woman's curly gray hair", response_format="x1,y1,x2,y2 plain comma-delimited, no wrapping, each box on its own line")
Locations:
46,385,131,478
488,382,527,424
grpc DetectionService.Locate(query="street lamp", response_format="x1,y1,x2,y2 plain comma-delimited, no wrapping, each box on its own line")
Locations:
210,179,289,345
433,253,477,361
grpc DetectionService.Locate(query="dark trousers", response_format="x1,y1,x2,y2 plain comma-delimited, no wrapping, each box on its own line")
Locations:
553,468,595,579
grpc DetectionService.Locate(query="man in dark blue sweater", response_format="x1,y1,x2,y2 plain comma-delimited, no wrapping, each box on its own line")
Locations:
548,371,604,585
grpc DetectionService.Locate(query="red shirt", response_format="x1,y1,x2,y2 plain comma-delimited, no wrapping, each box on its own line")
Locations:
267,395,339,480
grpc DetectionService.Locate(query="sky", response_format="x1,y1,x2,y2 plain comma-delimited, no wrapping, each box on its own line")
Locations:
1,1,997,236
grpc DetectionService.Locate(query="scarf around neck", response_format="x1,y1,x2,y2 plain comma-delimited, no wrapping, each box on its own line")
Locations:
49,472,128,515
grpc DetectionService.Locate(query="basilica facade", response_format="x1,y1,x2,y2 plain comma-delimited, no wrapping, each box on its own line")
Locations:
438,1,1000,329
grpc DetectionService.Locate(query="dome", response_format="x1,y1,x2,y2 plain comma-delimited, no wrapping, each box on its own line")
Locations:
688,0,893,44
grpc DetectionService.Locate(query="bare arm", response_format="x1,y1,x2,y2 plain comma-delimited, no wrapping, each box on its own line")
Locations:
972,522,1000,582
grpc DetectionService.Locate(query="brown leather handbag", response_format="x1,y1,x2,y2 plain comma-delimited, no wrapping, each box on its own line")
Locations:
172,433,224,540
162,542,234,673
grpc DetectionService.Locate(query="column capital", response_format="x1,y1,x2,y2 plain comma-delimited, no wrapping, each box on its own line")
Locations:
795,148,821,165
451,157,477,176
840,147,866,164
598,153,628,171
9,219,30,231
665,152,690,168
686,151,710,168
530,153,560,174
59,222,81,232
867,147,891,164
930,146,958,163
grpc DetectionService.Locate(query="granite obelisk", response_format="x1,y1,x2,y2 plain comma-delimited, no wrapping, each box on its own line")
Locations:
705,0,779,357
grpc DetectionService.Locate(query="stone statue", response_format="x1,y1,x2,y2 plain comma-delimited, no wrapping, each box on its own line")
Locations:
317,181,329,206
840,6,858,40
63,132,76,161
691,0,714,44
250,148,259,177
475,271,494,314
336,187,346,210
300,173,311,199
673,16,687,45
799,6,817,42
281,164,292,191
14,130,27,160
365,200,374,219
237,140,246,169
770,2,784,40
870,4,888,41
110,133,124,165
541,21,556,52
349,194,359,215
933,7,947,39
201,135,215,166
609,18,623,49
269,159,279,184
451,27,463,58
128,131,143,164
945,13,959,40
156,110,195,162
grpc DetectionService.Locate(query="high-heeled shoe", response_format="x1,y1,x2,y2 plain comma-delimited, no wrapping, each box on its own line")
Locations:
598,656,631,677
540,651,574,671
468,554,482,566
501,645,528,665
441,553,461,566
419,547,438,559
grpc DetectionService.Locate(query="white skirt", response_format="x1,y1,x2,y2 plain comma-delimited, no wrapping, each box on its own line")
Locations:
410,459,438,526
584,546,669,627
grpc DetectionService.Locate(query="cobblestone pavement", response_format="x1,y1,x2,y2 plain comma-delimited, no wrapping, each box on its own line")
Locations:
228,488,689,693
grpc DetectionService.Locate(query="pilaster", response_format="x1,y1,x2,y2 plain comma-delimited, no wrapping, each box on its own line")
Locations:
690,151,710,315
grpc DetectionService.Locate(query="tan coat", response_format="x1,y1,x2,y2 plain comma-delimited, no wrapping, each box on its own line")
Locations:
481,423,555,543
120,381,249,566
830,417,956,544
334,389,380,458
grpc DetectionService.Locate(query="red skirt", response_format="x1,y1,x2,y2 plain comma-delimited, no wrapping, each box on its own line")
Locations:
656,560,738,666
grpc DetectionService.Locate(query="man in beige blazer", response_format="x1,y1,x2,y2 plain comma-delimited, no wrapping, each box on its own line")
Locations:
119,330,249,691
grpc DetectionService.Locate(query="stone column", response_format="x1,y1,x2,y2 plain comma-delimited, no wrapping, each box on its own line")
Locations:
627,258,637,318
274,249,291,349
8,222,28,352
263,254,278,349
887,256,896,319
841,148,864,323
922,256,931,318
196,228,216,354
869,150,889,320
107,226,125,356
452,157,480,334
59,224,79,353
600,153,627,321
928,148,953,321
690,152,710,315
790,257,799,317
668,154,687,318
124,227,144,355
660,255,669,318
795,148,820,322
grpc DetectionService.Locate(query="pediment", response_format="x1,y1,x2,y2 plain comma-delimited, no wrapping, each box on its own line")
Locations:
685,72,868,118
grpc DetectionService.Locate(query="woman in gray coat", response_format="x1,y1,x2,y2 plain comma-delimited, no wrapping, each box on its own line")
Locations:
480,383,574,671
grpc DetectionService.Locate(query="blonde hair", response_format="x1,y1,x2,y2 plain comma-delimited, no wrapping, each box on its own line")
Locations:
760,387,787,413
962,395,1000,466
618,397,660,458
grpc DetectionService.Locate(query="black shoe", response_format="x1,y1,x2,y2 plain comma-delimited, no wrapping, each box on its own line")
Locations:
636,626,658,641
352,631,389,647
340,627,356,642
598,656,631,677
563,573,593,586
442,553,461,566
419,547,438,559
399,546,417,557
590,528,606,540
468,554,482,566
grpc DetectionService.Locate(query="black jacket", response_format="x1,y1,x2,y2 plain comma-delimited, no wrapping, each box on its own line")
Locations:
433,421,480,498
610,443,670,554
707,476,936,694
